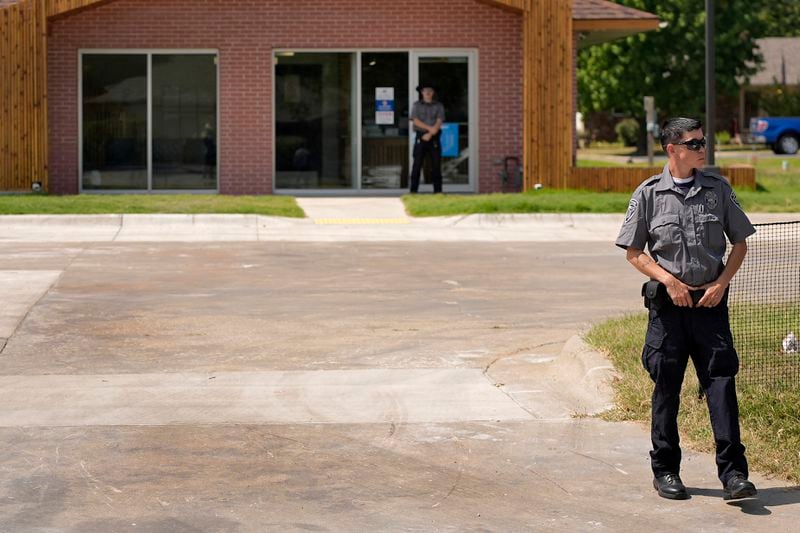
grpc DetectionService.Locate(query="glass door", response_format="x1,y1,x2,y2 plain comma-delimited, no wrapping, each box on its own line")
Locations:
360,53,410,190
411,52,476,192
275,52,357,189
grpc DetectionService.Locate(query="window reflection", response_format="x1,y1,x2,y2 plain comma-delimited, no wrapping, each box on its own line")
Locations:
82,55,148,190
275,53,355,189
152,54,218,190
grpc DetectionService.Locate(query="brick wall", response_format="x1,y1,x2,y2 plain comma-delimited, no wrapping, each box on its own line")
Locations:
48,0,523,194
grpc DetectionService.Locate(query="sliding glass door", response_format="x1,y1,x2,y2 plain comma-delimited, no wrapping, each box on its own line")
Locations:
81,51,218,192
412,52,475,190
361,52,410,190
152,55,218,190
81,55,148,190
275,53,356,189
274,50,476,193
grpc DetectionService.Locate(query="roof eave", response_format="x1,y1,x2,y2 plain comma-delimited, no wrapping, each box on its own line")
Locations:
575,19,661,48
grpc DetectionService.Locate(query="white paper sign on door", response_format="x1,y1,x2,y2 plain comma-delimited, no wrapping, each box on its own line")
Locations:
375,87,395,125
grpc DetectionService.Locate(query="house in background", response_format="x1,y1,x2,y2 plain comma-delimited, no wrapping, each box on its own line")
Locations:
735,37,800,140
1,0,659,195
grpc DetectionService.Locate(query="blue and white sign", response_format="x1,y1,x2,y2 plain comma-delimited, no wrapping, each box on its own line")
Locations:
440,123,460,157
375,87,395,125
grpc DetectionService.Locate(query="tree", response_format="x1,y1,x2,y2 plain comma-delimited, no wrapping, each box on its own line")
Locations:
577,0,767,123
756,0,800,37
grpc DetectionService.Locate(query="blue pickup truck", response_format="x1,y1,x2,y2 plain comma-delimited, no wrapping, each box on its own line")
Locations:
749,117,800,154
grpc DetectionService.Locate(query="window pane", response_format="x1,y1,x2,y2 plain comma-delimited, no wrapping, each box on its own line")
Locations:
82,54,148,190
275,53,354,189
361,53,409,189
152,54,218,190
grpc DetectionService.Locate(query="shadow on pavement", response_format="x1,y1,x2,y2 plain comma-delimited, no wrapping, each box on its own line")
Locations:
689,486,800,515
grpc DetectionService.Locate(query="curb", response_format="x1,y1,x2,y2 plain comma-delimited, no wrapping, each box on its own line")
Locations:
550,335,617,416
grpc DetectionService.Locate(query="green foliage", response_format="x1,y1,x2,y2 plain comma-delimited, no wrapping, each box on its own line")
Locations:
615,118,641,146
578,0,767,121
759,84,800,116
755,0,800,37
715,130,731,145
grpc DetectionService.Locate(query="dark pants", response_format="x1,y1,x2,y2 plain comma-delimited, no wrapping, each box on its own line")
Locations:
642,297,748,485
410,132,442,193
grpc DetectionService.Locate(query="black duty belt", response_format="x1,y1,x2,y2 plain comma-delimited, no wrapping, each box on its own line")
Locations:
642,280,706,310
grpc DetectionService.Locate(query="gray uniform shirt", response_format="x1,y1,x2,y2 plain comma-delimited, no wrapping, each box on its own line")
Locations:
616,164,756,286
411,101,445,132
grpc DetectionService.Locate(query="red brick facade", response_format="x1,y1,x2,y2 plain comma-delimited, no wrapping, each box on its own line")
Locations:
47,0,523,194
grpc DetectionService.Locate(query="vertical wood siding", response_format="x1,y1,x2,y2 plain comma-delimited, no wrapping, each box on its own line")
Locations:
523,0,573,191
570,166,756,192
1,0,46,191
1,0,108,192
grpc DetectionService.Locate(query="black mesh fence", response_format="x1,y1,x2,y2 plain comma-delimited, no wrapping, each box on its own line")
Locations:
728,221,800,389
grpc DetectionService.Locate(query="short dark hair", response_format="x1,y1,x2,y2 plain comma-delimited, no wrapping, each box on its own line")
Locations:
660,117,703,151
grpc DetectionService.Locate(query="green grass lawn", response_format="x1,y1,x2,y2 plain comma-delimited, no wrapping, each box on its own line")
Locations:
0,194,305,217
404,189,634,216
586,311,800,483
405,155,800,216
730,158,800,213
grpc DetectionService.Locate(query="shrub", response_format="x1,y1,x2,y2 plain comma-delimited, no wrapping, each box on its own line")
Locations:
716,130,732,145
615,118,640,147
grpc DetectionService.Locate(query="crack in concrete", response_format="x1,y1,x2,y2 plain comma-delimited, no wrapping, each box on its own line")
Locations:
480,339,572,421
0,245,91,356
481,339,567,375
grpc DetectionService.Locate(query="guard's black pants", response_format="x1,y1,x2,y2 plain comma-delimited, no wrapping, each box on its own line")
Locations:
410,132,442,193
642,299,748,485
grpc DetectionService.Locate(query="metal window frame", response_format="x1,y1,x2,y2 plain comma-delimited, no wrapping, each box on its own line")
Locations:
78,49,220,195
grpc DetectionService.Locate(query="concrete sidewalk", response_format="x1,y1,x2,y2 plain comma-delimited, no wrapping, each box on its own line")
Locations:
1,240,798,531
1,226,799,529
0,211,795,242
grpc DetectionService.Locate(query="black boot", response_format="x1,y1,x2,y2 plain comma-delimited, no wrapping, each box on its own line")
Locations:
723,474,757,500
653,474,689,500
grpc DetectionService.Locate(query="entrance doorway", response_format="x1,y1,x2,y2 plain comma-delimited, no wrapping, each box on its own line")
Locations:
274,50,477,194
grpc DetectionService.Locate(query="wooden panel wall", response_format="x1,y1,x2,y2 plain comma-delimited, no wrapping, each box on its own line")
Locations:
0,0,113,192
523,0,573,191
569,166,757,193
1,0,46,192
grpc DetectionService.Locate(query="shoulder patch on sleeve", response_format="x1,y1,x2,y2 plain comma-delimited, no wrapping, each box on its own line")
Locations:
625,198,639,223
730,190,743,210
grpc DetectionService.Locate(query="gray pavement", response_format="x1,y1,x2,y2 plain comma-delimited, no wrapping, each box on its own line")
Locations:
1,212,799,531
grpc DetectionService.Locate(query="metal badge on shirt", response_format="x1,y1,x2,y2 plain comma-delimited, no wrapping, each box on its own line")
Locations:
705,190,718,210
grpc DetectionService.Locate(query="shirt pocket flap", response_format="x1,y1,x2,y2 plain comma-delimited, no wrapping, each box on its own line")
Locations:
650,214,681,230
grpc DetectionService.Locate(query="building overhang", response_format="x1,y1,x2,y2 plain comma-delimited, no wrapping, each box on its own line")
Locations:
575,19,661,48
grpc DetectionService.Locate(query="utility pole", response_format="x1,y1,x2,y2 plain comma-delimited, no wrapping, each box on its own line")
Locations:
644,96,656,166
705,0,718,171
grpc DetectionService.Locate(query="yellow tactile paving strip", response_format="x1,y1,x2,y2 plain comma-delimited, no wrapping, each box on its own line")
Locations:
313,218,410,225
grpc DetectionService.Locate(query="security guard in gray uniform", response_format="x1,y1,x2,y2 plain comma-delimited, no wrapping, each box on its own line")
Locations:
616,117,758,501
409,84,445,194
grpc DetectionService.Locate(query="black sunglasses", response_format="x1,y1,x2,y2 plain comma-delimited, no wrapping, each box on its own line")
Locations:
673,137,707,152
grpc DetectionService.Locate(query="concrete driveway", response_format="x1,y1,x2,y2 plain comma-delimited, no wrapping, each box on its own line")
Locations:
1,214,799,531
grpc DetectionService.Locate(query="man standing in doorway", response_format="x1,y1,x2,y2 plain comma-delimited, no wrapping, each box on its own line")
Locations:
410,84,445,193
616,117,758,501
